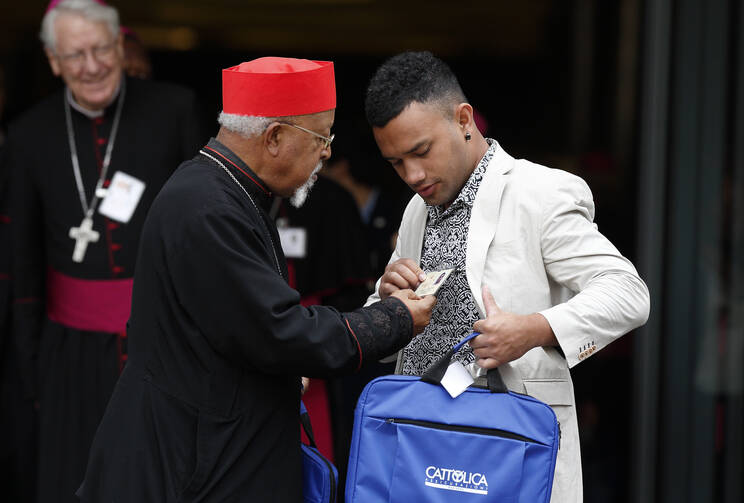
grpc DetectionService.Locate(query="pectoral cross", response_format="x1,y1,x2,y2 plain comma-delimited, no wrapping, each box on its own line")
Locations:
69,216,100,263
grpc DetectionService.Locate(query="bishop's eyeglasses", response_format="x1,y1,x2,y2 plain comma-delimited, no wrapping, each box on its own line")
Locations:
278,122,335,150
55,40,118,69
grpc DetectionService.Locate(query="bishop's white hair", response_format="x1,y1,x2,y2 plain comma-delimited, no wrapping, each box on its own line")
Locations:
217,112,279,139
40,0,120,52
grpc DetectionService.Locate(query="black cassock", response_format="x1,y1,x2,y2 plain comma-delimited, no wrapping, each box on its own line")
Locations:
77,139,415,502
4,76,204,503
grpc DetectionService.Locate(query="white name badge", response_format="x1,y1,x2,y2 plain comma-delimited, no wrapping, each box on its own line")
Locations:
440,361,475,398
98,171,146,224
278,227,307,258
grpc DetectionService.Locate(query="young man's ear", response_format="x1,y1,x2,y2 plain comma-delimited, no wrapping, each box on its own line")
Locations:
455,103,475,131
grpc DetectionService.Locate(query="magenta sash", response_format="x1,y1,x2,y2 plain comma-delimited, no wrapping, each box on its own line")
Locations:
46,268,133,333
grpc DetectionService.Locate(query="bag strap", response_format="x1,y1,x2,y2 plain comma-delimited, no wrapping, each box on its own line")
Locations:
300,400,318,448
421,332,508,394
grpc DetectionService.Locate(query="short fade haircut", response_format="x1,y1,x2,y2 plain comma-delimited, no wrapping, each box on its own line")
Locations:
365,51,467,128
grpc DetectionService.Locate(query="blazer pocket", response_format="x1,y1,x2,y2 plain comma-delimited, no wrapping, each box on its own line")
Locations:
483,240,517,311
523,379,573,406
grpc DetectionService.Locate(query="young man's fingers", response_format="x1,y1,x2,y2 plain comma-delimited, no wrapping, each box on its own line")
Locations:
476,357,500,369
481,285,502,317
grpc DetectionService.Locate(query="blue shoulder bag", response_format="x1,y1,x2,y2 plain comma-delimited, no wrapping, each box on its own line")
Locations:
345,333,560,502
300,400,338,503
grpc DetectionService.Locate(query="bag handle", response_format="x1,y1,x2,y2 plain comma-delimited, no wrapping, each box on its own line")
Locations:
421,332,508,394
300,400,318,448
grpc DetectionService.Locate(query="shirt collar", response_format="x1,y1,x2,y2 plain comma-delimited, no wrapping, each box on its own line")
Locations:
203,138,273,209
65,77,123,119
427,138,497,221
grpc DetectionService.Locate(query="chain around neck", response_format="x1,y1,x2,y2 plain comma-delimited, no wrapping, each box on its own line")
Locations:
64,77,127,219
199,149,283,278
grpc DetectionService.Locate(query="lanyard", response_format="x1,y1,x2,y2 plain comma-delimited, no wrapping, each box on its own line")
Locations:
64,79,126,220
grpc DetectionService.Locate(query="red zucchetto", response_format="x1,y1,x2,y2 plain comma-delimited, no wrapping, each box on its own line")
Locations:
222,57,336,117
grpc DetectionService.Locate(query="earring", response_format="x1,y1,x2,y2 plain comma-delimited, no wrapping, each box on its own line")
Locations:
465,132,472,142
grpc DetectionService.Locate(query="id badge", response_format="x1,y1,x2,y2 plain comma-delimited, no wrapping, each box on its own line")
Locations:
98,171,146,223
278,227,307,258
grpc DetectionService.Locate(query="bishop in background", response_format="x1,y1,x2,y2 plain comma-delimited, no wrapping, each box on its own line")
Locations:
4,1,203,501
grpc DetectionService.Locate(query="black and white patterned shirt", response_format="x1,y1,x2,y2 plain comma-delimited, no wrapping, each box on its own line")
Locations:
401,139,497,375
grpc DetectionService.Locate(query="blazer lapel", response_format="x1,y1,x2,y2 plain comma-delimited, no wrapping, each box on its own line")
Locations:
466,142,514,316
400,197,428,263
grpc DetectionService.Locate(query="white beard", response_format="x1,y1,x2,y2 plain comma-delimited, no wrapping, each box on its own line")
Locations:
290,161,323,208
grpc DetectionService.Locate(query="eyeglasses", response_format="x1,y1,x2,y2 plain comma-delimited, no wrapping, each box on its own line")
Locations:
55,40,118,69
279,122,335,150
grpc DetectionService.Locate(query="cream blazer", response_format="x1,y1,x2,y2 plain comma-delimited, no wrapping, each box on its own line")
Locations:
366,141,650,502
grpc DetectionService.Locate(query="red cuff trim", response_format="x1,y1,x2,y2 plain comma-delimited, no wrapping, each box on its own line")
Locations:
0,214,10,224
345,318,363,372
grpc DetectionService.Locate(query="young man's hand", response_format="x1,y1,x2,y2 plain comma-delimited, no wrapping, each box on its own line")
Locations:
470,286,557,368
379,258,427,299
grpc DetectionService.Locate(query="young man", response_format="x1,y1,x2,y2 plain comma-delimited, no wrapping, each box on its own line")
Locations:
365,51,650,501
4,1,203,501
77,56,435,502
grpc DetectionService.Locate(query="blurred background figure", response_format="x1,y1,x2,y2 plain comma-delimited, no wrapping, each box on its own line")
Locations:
270,167,373,468
121,26,151,79
276,116,413,499
322,116,410,280
0,61,36,503
0,65,6,146
316,117,409,498
3,1,204,501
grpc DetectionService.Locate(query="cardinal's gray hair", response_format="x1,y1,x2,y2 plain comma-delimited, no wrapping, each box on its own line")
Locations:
217,112,279,139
